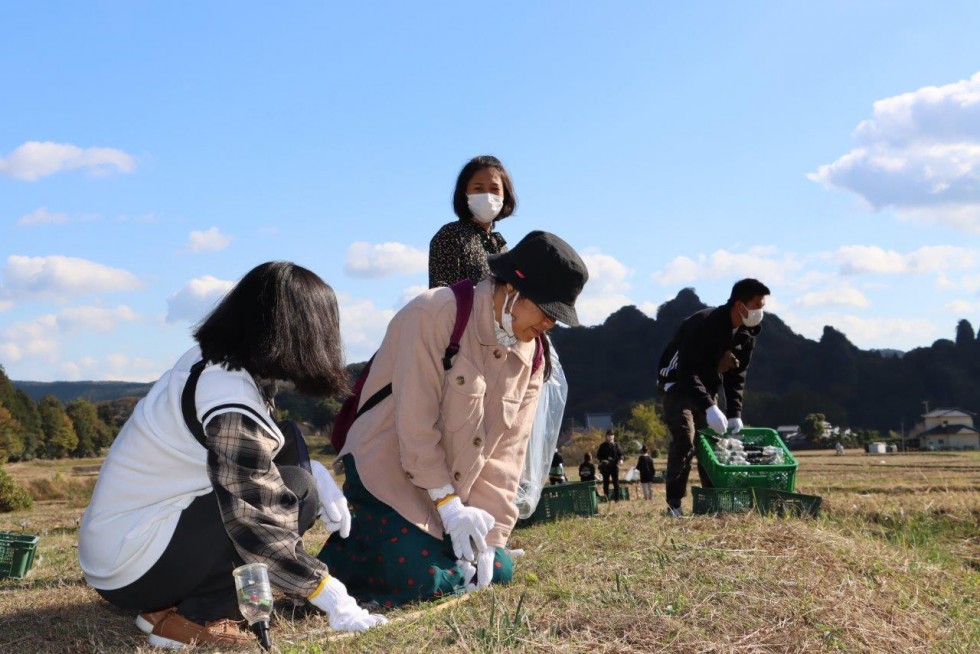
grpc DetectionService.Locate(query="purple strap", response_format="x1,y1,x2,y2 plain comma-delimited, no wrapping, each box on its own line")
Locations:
443,280,475,370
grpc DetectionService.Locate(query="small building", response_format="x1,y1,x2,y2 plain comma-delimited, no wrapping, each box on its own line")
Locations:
915,408,979,451
867,442,887,454
776,425,800,439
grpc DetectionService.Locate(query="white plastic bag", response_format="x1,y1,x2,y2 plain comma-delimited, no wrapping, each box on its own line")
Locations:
515,340,568,519
624,467,639,483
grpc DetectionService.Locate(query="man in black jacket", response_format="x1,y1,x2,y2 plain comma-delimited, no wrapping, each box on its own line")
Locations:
596,429,624,501
656,278,770,516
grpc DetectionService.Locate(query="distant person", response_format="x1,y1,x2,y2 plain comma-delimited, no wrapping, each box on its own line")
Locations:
596,429,624,501
835,442,845,456
657,278,770,517
428,155,517,289
578,453,597,482
549,448,566,485
78,262,386,649
636,445,656,500
319,231,587,606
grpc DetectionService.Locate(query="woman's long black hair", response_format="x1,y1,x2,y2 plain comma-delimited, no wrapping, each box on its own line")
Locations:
194,261,350,397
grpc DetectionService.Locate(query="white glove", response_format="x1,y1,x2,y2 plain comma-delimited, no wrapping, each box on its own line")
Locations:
310,461,351,538
728,417,744,435
706,405,728,434
434,496,494,562
457,558,477,590
309,576,387,632
475,548,495,589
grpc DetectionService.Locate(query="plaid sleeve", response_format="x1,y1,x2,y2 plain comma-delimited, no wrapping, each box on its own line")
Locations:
205,411,327,598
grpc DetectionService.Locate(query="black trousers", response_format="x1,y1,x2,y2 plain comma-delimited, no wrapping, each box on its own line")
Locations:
97,465,319,622
602,464,620,501
663,391,713,508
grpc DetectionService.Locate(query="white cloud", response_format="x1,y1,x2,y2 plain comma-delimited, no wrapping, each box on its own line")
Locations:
809,71,980,232
344,242,427,278
944,299,980,314
0,299,12,312
182,227,233,254
1,315,60,363
166,275,235,323
0,140,136,181
1,255,143,301
835,245,979,275
796,284,870,309
17,207,69,226
575,251,635,325
57,305,140,332
781,311,943,350
338,293,396,362
58,354,165,382
652,248,801,286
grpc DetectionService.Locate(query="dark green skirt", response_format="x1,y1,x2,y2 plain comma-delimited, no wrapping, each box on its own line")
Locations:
316,455,513,607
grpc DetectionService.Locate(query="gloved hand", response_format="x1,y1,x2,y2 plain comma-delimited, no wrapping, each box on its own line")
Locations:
728,417,744,435
309,576,387,632
434,495,495,562
475,548,495,589
310,461,351,538
706,405,728,434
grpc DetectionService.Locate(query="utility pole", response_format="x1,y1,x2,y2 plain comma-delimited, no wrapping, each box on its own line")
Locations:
922,400,930,414
900,420,905,453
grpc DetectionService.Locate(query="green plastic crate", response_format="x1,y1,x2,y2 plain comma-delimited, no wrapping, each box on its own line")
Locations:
0,532,40,579
696,428,798,491
692,486,821,518
692,486,755,514
753,488,821,518
597,485,630,502
518,480,599,525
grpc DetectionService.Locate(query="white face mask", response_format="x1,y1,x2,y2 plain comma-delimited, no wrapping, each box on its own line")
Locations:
467,193,504,224
740,304,764,328
494,291,519,346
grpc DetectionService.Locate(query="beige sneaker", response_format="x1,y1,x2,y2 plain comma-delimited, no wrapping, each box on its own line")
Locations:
147,610,252,649
136,606,177,634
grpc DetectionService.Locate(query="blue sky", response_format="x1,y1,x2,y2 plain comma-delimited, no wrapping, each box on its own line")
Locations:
2,2,980,381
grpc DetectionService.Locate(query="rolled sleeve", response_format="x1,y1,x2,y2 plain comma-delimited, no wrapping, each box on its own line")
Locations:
205,412,327,598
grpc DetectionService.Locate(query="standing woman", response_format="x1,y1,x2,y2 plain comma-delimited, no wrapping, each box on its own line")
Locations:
79,262,385,649
320,231,588,606
428,155,517,289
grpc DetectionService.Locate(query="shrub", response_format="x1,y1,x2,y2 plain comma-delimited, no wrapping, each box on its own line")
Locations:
0,467,33,512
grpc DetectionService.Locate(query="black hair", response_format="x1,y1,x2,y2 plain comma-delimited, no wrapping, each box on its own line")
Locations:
606,429,615,436
193,261,350,397
452,155,517,222
729,278,771,305
584,452,592,462
641,445,648,454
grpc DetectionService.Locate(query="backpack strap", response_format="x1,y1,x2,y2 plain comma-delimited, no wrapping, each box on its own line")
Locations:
181,360,308,470
443,279,475,370
532,336,544,374
348,281,474,430
181,359,209,448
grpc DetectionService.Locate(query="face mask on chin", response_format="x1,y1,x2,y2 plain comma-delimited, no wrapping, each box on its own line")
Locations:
495,291,519,346
740,304,764,328
467,193,504,224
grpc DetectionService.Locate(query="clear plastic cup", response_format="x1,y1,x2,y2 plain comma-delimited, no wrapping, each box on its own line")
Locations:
233,563,273,626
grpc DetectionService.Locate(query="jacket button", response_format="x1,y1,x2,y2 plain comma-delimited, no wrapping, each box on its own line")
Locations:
455,375,465,385
473,437,483,447
453,471,461,481
493,350,502,359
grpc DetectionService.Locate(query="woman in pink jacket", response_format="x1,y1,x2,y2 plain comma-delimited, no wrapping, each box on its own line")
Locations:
319,231,587,606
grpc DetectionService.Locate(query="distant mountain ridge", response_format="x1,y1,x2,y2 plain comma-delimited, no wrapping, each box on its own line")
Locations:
11,289,980,433
13,380,154,404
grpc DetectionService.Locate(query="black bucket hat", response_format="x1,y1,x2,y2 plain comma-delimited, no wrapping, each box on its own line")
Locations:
487,230,588,326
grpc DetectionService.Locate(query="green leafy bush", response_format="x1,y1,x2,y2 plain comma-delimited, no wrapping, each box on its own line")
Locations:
0,467,33,512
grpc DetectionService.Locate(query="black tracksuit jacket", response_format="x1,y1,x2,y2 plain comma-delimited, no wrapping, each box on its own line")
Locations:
656,302,760,418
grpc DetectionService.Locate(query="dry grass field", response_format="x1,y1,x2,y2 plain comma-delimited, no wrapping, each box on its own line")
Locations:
1,449,977,653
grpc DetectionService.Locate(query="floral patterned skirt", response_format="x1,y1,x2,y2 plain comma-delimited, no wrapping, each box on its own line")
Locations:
316,455,513,607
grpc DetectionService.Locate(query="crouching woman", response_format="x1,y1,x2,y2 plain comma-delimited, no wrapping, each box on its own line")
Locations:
79,262,385,649
319,231,588,606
